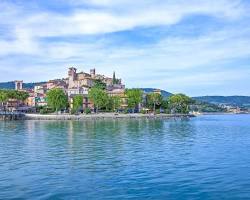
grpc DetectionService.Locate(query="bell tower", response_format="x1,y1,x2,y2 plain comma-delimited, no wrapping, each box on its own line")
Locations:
15,80,23,90
68,67,77,88
90,68,96,77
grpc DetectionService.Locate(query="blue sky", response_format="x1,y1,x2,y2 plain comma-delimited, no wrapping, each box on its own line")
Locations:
0,0,250,96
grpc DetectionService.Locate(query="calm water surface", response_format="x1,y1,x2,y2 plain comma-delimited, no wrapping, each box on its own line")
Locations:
0,115,250,200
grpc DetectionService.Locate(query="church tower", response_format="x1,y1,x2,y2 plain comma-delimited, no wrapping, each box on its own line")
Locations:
68,67,77,88
90,68,96,78
15,80,23,90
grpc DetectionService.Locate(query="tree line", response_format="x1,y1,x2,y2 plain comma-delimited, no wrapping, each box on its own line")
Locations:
0,87,194,115
0,89,29,111
45,87,194,114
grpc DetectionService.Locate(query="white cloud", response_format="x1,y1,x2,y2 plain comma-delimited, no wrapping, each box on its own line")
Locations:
1,0,246,37
0,0,249,95
0,0,246,56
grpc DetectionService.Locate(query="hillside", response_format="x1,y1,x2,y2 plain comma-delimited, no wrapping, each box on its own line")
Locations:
0,81,45,90
139,88,172,98
193,96,250,107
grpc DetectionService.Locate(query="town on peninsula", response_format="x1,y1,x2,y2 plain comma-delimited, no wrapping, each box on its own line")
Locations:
0,67,248,120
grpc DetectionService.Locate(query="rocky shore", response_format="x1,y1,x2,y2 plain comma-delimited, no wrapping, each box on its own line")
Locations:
24,113,195,120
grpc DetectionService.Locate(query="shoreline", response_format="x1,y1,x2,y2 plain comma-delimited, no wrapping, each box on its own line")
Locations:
199,112,250,115
1,112,249,121
24,113,195,121
0,113,249,121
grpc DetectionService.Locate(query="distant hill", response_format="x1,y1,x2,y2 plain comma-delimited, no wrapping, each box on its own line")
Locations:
193,96,250,107
139,88,172,98
0,81,45,90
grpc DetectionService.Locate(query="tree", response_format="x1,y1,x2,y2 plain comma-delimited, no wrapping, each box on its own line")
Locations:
107,96,121,112
89,88,108,113
0,90,29,112
125,89,143,113
0,90,8,112
168,94,194,114
47,88,68,112
18,91,29,101
161,99,170,114
4,90,29,101
112,96,121,112
146,93,163,114
73,95,83,113
112,71,119,85
93,79,106,90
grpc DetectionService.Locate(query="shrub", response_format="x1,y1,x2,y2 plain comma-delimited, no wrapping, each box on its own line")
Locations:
70,109,76,115
39,108,46,114
123,108,128,114
156,109,161,114
85,108,91,114
140,110,147,114
164,108,171,114
39,107,52,114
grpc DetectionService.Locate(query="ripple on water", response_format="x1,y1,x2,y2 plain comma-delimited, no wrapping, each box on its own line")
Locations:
0,115,250,199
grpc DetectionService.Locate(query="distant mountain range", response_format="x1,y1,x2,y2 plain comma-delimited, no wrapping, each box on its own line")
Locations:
193,96,250,107
0,81,45,90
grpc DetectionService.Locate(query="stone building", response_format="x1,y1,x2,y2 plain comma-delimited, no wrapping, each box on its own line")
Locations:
67,67,124,90
14,80,23,90
31,67,126,111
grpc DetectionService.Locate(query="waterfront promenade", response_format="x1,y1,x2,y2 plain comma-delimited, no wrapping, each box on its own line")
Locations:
0,112,25,120
24,113,195,120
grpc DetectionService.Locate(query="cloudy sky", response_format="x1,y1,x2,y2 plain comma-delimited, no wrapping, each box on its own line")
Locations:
0,0,250,96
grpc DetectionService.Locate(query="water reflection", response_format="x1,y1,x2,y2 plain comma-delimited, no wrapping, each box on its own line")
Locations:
1,115,250,199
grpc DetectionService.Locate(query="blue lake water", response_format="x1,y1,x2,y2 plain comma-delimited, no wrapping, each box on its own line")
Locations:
0,115,250,200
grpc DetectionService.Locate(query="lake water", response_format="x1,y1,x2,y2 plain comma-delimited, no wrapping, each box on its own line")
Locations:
0,115,250,200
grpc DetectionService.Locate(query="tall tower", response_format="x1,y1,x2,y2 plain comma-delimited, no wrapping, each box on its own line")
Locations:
15,80,23,90
90,68,96,78
68,67,77,88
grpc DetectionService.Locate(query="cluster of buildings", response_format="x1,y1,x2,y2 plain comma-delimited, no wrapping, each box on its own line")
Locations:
220,104,250,114
14,67,127,111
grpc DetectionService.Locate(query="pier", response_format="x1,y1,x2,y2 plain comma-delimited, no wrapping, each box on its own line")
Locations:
0,112,25,120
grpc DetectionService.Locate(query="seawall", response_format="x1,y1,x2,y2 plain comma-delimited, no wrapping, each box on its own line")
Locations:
0,113,25,120
24,113,195,120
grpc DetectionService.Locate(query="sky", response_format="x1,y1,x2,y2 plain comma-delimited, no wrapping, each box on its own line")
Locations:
0,0,250,96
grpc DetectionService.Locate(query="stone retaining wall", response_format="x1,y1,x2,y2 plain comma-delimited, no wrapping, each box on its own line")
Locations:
24,113,195,120
0,113,25,120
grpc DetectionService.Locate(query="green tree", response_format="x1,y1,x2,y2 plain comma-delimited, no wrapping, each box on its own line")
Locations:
146,93,163,114
112,96,121,112
161,99,170,114
112,71,119,85
0,90,29,111
168,94,194,114
47,88,68,112
106,96,113,111
0,90,8,112
93,79,107,90
125,89,143,113
73,95,83,113
16,91,29,101
89,88,108,113
2,90,29,101
107,96,121,112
